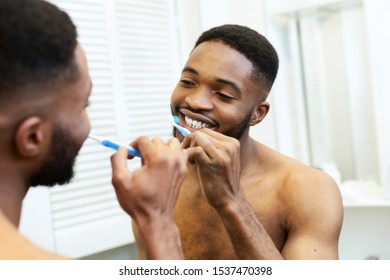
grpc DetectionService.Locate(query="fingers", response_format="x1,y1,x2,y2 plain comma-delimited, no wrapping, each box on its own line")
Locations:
110,146,131,189
186,146,210,164
110,146,129,174
127,136,188,167
129,136,152,160
181,130,221,160
110,136,188,222
167,136,181,147
191,128,230,141
168,137,189,161
181,129,240,166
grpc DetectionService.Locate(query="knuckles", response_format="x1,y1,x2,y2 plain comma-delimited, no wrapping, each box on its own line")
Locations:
111,171,127,189
228,138,240,151
151,148,188,170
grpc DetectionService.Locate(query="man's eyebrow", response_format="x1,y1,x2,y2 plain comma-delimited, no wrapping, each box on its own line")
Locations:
182,66,241,95
181,66,198,75
215,78,241,95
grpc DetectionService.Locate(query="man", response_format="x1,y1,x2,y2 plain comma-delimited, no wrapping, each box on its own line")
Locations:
0,0,186,259
134,24,344,259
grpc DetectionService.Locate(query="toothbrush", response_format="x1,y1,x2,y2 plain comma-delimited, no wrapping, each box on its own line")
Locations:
88,134,142,158
171,116,191,137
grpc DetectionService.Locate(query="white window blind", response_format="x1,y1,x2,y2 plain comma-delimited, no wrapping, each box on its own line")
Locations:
20,0,179,258
298,17,332,168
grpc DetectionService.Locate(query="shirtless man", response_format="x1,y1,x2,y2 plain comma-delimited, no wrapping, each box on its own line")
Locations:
0,0,186,260
134,24,343,259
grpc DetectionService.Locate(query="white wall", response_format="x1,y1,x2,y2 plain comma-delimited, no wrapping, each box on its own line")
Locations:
340,207,390,259
363,0,390,198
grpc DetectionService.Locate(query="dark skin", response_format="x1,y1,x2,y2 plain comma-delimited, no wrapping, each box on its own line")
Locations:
134,41,343,260
0,45,92,227
0,44,92,259
111,139,187,260
0,44,188,259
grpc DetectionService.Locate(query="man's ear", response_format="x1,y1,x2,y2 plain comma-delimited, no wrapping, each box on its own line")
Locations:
14,116,47,157
249,101,270,126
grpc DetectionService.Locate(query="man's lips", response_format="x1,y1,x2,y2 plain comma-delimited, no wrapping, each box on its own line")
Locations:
179,109,216,131
184,115,212,129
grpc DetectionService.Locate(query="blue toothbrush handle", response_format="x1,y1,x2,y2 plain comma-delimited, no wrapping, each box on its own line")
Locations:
101,140,142,158
172,116,191,137
178,127,191,137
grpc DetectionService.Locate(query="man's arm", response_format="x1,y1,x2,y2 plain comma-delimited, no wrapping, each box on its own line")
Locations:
131,220,147,259
131,217,182,260
218,171,343,260
110,137,187,260
280,171,343,259
215,197,284,259
181,129,283,259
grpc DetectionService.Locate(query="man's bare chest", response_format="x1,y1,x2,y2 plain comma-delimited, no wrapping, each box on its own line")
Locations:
174,177,287,259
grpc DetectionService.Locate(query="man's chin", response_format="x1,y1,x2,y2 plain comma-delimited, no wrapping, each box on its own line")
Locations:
29,164,75,187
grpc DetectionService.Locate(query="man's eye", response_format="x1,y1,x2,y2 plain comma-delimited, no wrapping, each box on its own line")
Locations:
215,92,234,101
180,79,195,87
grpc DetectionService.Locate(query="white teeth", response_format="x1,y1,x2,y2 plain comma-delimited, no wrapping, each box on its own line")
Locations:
185,115,211,129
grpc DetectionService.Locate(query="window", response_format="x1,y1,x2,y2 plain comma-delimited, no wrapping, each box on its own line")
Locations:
265,0,389,201
297,3,379,184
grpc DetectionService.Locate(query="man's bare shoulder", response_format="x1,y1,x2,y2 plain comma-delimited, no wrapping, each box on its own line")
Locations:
256,144,343,239
274,148,342,220
253,143,342,212
256,143,335,182
0,213,67,260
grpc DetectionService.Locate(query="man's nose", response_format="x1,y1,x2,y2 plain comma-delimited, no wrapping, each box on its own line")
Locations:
184,88,213,111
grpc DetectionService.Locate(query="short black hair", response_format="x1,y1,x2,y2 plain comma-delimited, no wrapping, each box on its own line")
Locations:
194,24,279,94
0,0,78,101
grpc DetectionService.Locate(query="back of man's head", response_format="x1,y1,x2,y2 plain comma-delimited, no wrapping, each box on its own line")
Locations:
194,24,279,94
0,0,78,104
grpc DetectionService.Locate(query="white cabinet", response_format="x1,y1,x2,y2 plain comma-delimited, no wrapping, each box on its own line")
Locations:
19,0,180,258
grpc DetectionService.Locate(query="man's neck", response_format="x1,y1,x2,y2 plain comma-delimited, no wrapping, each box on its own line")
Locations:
238,132,260,172
0,162,29,226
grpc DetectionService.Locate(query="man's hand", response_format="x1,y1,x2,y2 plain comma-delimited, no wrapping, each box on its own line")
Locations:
181,129,244,210
110,137,188,224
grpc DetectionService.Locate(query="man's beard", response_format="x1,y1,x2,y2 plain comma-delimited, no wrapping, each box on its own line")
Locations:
222,110,252,140
172,110,252,140
29,126,82,187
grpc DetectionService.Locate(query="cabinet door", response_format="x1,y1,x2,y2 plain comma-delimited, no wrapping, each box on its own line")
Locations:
20,0,179,258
